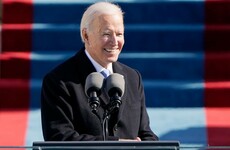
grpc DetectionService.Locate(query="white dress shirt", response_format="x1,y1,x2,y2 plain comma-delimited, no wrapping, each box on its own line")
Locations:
85,49,113,75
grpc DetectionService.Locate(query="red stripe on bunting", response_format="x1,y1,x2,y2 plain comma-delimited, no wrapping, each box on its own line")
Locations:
204,52,230,107
0,0,33,146
205,108,230,146
1,0,33,78
205,0,230,146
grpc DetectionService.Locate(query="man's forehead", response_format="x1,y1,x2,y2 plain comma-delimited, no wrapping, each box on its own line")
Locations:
90,14,124,30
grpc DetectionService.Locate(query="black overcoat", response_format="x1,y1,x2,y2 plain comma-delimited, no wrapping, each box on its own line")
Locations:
41,48,158,141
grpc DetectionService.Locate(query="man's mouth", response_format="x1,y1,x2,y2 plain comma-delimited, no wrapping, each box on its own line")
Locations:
104,48,118,53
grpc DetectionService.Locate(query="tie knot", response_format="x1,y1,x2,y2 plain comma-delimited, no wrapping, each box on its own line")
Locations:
100,69,110,78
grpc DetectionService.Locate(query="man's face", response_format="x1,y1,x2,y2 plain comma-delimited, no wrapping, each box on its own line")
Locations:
85,14,124,68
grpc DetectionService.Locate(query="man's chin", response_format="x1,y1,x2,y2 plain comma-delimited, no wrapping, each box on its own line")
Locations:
107,58,118,63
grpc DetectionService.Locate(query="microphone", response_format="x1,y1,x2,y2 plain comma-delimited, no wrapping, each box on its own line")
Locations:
105,73,125,113
85,72,104,113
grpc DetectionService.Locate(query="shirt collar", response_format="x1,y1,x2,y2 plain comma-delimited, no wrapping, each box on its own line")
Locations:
85,49,113,74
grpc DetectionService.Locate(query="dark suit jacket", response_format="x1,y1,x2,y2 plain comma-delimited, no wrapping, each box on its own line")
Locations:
41,48,158,141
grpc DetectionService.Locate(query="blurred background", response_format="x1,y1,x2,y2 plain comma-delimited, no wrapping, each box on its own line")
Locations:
0,0,230,147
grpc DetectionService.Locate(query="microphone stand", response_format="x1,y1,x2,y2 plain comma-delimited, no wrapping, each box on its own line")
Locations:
102,93,122,141
102,110,110,141
89,93,122,141
90,105,108,141
89,95,107,140
89,95,110,141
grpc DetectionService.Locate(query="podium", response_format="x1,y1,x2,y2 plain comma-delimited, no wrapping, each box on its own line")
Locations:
33,141,180,150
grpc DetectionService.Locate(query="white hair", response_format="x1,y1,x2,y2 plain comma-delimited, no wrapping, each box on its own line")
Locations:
80,1,124,43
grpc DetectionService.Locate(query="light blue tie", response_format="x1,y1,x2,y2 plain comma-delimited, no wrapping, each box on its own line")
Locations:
100,69,110,78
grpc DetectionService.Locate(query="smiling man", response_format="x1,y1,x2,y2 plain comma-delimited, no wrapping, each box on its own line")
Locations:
41,2,158,141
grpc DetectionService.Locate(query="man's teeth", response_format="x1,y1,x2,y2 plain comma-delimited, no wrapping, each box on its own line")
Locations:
105,49,117,52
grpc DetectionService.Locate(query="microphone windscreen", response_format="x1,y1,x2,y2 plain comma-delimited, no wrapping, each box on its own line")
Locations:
85,72,104,97
106,73,125,97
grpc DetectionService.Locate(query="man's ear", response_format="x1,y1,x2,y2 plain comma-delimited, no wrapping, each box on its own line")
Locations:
82,28,89,44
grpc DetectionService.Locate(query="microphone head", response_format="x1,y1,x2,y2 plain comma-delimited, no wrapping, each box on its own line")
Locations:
105,73,125,97
85,72,104,97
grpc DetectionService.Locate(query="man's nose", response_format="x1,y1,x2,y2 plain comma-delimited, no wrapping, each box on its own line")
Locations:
110,34,118,46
